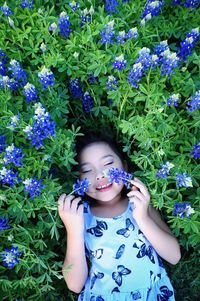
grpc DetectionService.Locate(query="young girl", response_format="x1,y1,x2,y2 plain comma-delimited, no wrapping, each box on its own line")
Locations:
58,132,181,301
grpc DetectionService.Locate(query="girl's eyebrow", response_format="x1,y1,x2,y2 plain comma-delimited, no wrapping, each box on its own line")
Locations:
80,155,114,167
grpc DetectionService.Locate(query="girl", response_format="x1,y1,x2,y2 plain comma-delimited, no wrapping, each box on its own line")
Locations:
58,132,181,301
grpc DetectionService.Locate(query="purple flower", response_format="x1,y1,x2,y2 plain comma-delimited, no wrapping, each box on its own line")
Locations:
1,245,22,269
0,167,18,187
175,173,193,187
160,50,179,77
9,60,27,85
172,202,195,218
171,0,182,4
69,1,80,12
153,40,169,57
166,94,180,106
58,12,72,38
0,2,13,16
87,74,98,84
141,0,164,25
136,47,153,70
112,54,126,71
104,167,133,188
106,75,118,90
72,178,90,196
0,76,19,91
127,62,144,88
23,177,43,198
82,92,94,113
184,0,200,8
24,103,56,149
69,78,84,99
100,21,115,44
20,0,34,9
187,90,200,112
191,140,200,159
116,31,126,44
0,216,10,231
80,8,92,27
105,0,119,14
0,48,8,76
178,28,200,61
38,67,55,90
126,27,138,39
23,83,38,102
0,134,6,152
3,144,24,167
156,162,174,178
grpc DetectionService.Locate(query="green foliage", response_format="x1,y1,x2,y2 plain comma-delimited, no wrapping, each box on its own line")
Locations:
0,0,199,300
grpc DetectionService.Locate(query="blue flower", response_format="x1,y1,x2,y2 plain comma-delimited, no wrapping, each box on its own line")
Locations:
166,94,180,107
23,177,43,198
69,1,80,12
80,8,92,27
156,162,174,178
58,12,72,38
20,0,34,9
87,74,98,84
8,114,20,130
72,178,90,196
0,134,6,152
105,0,119,14
178,28,200,61
0,76,19,91
116,31,126,44
23,83,38,102
38,66,55,90
141,0,164,25
9,60,27,85
82,92,94,113
0,167,18,187
184,0,200,8
125,27,138,39
175,172,193,188
187,90,200,112
100,21,115,44
1,245,22,269
3,144,24,167
0,2,13,17
191,140,200,159
0,48,8,76
112,54,126,71
69,78,84,99
0,216,10,231
171,0,182,4
104,167,133,188
172,202,195,218
48,22,57,33
153,40,169,57
136,47,153,70
160,50,179,77
127,62,144,88
106,75,118,90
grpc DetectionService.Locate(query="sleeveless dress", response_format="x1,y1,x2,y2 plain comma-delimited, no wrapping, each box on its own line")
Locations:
77,200,175,301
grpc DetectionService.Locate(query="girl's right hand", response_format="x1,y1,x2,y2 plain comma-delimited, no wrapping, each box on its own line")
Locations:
58,194,84,235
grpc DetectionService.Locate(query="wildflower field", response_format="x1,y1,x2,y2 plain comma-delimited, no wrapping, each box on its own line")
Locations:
0,0,200,300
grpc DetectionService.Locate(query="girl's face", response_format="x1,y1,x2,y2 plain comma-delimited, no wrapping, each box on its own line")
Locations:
79,142,125,203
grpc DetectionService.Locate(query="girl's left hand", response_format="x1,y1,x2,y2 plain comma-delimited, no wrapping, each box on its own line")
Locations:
127,177,150,222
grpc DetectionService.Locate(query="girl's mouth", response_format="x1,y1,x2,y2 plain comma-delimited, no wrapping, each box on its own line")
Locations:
96,183,112,192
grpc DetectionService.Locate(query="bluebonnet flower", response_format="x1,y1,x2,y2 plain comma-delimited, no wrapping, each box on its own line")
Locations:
1,245,22,269
0,216,10,231
112,54,126,71
8,114,20,130
187,90,200,112
69,1,80,12
105,0,119,14
87,74,98,84
171,0,181,4
126,27,138,39
69,78,84,99
104,167,133,188
80,7,93,27
38,66,55,90
23,83,38,102
0,167,18,187
166,94,180,106
156,162,174,178
20,0,34,9
72,178,90,196
9,60,27,85
58,12,72,38
0,49,8,76
116,31,126,44
172,202,195,218
3,144,24,167
106,75,118,90
0,76,19,91
136,47,153,70
127,62,144,88
175,172,193,187
23,177,43,198
100,21,115,44
24,103,56,149
82,92,94,113
184,0,200,8
0,134,6,152
40,43,47,52
141,0,164,25
48,22,57,33
178,28,200,60
153,40,169,57
191,140,200,159
0,2,13,16
160,50,179,77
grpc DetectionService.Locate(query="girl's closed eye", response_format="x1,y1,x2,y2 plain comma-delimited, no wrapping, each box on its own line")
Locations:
105,161,114,166
82,170,92,174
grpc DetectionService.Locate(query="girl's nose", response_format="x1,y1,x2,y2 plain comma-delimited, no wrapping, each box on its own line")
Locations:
96,174,105,181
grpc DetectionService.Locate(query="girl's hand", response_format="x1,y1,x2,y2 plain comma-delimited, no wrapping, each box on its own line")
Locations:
58,194,84,235
127,177,150,223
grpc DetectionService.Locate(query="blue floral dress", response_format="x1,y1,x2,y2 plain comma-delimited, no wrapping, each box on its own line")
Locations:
78,201,175,301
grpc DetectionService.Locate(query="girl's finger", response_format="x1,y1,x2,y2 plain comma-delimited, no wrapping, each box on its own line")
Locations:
58,193,66,204
127,190,146,202
129,179,150,200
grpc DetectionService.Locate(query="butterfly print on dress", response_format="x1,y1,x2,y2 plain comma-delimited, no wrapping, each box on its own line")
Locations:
114,244,125,259
86,247,104,260
90,271,104,289
157,285,173,301
87,220,108,237
116,218,135,238
133,240,155,264
90,296,105,301
112,264,131,286
131,290,142,300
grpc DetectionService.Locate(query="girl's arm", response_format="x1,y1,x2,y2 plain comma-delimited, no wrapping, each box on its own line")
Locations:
58,194,88,293
127,178,181,265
